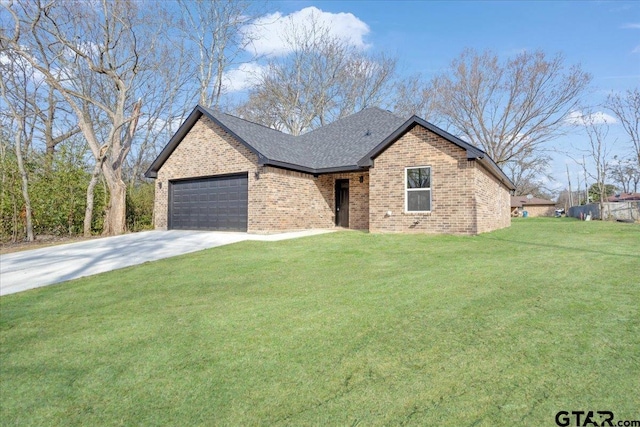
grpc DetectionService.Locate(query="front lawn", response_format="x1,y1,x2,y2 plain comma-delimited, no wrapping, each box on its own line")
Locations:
1,218,638,426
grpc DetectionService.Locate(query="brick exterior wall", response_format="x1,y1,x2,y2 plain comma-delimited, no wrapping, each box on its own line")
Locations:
154,117,259,230
513,205,556,217
154,116,368,233
369,125,511,235
317,172,370,230
154,118,510,235
250,166,334,232
474,163,512,233
251,170,370,232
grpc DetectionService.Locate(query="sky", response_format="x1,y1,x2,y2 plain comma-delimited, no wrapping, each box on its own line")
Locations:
6,0,635,194
230,0,640,194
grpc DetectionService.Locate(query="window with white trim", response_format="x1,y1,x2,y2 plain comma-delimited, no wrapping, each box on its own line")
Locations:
405,166,431,212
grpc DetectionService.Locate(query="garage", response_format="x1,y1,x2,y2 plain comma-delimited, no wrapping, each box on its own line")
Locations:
169,174,248,231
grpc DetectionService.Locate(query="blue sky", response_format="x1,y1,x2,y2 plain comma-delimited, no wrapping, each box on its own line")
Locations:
276,1,639,95
263,0,640,193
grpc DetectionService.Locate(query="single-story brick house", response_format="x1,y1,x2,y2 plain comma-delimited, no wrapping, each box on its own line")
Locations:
145,105,515,235
510,196,556,217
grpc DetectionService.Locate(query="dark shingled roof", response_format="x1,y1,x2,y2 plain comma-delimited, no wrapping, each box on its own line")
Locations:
203,109,303,165
297,107,407,169
204,106,406,170
145,104,515,190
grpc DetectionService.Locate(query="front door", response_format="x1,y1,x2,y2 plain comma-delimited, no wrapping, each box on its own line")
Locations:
335,179,349,227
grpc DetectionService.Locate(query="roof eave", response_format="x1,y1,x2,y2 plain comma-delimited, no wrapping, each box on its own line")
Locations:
262,160,368,175
198,106,266,161
357,115,515,191
261,159,316,174
358,116,489,167
475,157,516,191
144,106,203,178
144,105,269,178
313,165,368,174
356,117,416,167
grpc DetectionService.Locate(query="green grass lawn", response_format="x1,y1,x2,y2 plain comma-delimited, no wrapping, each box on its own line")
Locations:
1,218,639,426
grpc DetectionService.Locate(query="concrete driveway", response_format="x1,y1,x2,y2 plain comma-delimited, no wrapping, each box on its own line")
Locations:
0,229,332,296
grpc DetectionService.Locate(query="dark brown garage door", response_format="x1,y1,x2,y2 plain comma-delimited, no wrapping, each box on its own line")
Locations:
169,174,248,231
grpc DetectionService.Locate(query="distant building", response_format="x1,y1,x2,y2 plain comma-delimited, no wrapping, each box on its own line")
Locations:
510,196,556,217
607,193,640,202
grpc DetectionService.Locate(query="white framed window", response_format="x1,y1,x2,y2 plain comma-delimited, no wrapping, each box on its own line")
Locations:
405,166,431,212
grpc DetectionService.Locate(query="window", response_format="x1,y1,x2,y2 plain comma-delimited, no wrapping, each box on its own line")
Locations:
405,166,431,212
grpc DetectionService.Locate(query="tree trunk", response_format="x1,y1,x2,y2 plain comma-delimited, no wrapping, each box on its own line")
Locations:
14,124,34,242
12,196,18,242
101,179,127,236
83,161,102,237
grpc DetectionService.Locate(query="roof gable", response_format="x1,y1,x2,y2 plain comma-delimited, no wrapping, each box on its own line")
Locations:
145,105,515,191
357,116,514,190
144,106,263,178
357,116,485,167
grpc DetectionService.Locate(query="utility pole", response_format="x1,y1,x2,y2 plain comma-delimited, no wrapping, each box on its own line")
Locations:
576,172,582,205
583,155,589,205
566,164,573,208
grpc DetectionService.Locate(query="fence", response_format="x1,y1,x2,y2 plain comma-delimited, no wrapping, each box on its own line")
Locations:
568,202,640,222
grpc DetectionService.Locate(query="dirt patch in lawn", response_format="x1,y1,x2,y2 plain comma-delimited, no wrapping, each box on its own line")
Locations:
0,235,100,255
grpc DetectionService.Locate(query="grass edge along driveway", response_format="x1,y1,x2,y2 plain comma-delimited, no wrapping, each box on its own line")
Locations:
1,218,638,426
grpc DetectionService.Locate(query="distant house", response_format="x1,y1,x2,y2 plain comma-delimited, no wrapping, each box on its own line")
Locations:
510,196,556,217
607,193,640,202
145,105,515,235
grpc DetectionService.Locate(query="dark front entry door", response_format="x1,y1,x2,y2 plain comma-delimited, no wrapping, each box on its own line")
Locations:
335,179,349,227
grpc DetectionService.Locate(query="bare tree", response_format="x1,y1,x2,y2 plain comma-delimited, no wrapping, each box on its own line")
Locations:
556,188,571,212
607,88,640,168
502,150,552,196
2,0,165,235
391,74,438,122
237,15,396,135
428,49,591,177
0,52,36,241
565,165,573,207
581,156,589,204
0,124,18,240
610,156,640,193
123,39,195,186
39,86,80,165
178,0,259,108
1,29,81,240
582,113,613,213
337,52,397,119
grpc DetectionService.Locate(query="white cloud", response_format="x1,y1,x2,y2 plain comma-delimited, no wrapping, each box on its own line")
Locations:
222,62,266,93
632,45,640,54
0,50,47,86
565,110,618,126
620,23,640,29
244,6,370,57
